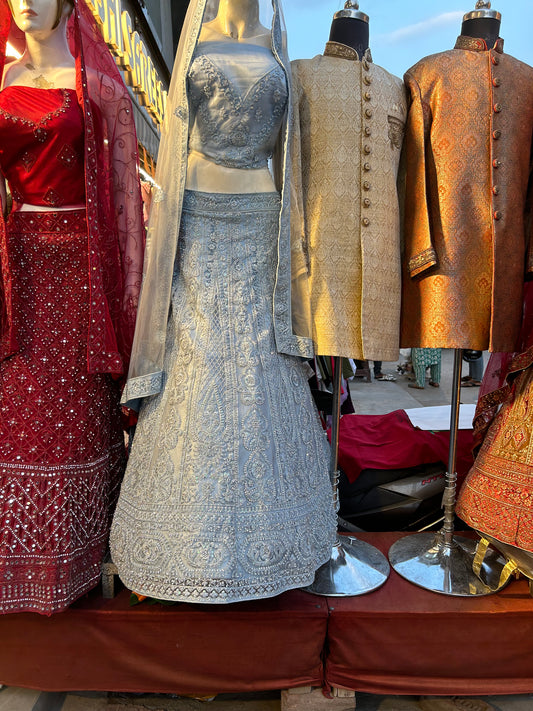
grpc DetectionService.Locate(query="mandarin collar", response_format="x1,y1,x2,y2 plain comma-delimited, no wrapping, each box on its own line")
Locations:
454,35,504,53
324,41,373,63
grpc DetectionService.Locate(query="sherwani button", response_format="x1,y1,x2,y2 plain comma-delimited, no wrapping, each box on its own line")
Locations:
493,159,501,168
362,218,370,226
492,130,502,139
494,211,503,220
363,163,371,172
492,77,501,87
364,127,372,136
364,92,372,101
493,103,502,113
365,108,373,118
491,54,500,65
363,198,371,208
492,185,500,195
364,145,371,154
363,181,371,190
363,75,372,85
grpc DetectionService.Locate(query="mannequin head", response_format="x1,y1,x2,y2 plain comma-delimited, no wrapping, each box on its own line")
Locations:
329,2,369,56
461,2,501,47
8,0,73,35
460,17,501,46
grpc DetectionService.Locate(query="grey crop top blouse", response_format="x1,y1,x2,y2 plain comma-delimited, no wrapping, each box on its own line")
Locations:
187,41,288,170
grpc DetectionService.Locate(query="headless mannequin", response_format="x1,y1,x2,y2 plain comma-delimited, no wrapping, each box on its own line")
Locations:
1,0,77,212
186,0,276,194
328,16,369,57
461,16,501,47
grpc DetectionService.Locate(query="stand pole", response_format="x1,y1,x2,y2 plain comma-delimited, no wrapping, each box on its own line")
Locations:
388,349,508,596
303,356,390,597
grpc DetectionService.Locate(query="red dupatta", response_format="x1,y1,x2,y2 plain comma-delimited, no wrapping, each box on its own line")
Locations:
0,0,144,376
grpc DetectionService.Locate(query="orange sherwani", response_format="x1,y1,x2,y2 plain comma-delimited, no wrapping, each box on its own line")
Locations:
401,37,533,352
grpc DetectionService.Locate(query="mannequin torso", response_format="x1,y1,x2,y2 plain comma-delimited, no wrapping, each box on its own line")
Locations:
185,0,279,194
0,3,79,211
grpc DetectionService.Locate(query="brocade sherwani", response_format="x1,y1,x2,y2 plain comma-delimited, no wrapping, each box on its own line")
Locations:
291,43,406,360
401,37,533,352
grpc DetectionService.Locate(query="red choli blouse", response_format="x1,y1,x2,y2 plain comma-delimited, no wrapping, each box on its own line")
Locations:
0,85,85,208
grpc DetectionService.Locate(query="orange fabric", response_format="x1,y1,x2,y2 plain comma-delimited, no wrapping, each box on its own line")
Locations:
326,532,533,695
401,38,533,352
457,365,533,552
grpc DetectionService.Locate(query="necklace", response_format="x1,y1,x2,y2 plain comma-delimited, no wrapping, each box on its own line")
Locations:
24,63,55,90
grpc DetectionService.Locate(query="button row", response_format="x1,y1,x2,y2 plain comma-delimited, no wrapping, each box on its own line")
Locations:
362,56,372,227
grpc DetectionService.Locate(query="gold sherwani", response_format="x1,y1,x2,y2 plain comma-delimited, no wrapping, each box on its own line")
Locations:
401,37,533,352
291,44,406,360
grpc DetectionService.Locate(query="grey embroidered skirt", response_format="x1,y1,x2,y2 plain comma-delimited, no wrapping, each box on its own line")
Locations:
110,191,336,603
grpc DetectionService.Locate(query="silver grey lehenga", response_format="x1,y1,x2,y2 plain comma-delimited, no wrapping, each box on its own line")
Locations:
110,36,337,603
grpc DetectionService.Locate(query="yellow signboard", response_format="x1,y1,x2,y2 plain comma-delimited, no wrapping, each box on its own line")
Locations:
86,0,167,126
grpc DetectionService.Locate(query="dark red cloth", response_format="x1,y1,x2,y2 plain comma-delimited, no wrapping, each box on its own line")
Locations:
0,587,328,694
336,410,474,486
325,532,533,696
0,210,125,614
0,86,85,208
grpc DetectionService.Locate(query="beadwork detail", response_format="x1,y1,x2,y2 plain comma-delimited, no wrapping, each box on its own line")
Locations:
111,192,336,603
0,210,126,614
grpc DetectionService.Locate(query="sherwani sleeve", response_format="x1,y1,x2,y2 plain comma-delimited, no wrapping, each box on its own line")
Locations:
403,71,438,278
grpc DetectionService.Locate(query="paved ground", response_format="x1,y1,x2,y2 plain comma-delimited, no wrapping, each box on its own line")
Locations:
3,688,533,710
347,349,485,415
5,350,532,710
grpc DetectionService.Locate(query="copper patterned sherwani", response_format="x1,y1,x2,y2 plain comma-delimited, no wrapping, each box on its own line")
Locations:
291,43,406,360
401,37,533,352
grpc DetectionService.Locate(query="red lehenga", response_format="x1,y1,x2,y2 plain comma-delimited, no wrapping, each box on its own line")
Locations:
0,2,144,614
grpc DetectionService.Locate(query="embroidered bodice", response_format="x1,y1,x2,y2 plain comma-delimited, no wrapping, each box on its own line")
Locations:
0,86,85,208
187,41,288,170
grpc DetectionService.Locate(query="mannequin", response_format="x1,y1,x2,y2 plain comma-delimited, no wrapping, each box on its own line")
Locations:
328,1,369,57
397,0,533,588
0,0,143,614
290,1,405,361
0,0,77,213
111,0,336,604
400,1,533,353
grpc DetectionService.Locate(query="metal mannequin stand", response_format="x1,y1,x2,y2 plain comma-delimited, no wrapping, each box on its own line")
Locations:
388,349,508,596
303,356,390,597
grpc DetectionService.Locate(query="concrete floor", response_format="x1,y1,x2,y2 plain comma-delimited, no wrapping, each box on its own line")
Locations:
347,349,485,416
4,689,533,711
5,350,531,710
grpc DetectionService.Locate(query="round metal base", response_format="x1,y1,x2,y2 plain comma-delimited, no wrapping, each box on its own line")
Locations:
389,532,509,597
302,535,390,597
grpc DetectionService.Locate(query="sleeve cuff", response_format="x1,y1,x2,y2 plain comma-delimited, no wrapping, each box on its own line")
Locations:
409,247,438,277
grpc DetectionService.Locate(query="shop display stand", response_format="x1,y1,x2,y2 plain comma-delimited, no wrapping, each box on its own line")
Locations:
388,349,508,596
303,356,390,597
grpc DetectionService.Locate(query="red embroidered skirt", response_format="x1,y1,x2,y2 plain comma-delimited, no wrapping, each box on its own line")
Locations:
457,365,533,553
0,210,125,614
